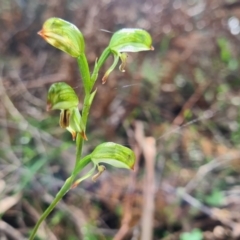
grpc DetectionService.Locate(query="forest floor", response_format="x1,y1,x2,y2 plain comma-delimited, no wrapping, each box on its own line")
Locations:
1,0,240,239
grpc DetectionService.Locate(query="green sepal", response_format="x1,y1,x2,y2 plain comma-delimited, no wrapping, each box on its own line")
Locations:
67,107,86,140
102,53,119,84
109,28,154,53
91,48,111,83
47,82,79,111
88,88,97,105
119,53,128,72
38,17,85,58
91,142,135,170
72,142,135,188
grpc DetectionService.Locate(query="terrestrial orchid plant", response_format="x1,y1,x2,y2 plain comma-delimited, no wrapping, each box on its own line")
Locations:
29,17,153,239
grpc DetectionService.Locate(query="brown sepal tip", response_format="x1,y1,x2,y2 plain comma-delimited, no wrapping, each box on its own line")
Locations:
46,102,52,112
102,76,107,84
71,132,77,141
71,182,78,189
37,30,44,38
81,132,88,141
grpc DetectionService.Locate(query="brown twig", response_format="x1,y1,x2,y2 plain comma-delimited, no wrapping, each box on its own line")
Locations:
0,220,25,240
134,121,156,240
140,137,156,240
173,82,210,126
113,122,142,240
0,193,22,215
23,200,58,240
185,151,240,193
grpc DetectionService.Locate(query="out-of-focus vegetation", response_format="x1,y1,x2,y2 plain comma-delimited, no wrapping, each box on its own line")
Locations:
1,0,240,239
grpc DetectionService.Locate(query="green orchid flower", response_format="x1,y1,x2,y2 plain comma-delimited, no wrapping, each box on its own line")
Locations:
38,17,85,58
93,28,154,84
30,17,153,240
72,142,135,188
47,82,87,140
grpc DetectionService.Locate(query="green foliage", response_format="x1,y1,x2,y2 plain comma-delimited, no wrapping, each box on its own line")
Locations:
217,38,231,63
180,229,203,240
82,224,99,240
230,113,240,145
204,189,224,207
217,37,239,71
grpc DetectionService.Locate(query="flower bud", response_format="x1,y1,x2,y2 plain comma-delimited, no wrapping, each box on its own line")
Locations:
91,142,135,170
38,17,85,57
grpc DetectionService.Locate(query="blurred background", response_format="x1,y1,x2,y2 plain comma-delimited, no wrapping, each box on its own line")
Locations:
1,0,240,239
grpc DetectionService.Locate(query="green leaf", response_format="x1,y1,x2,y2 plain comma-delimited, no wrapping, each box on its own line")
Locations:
91,142,135,169
205,189,224,206
217,38,231,63
38,17,85,57
180,229,203,240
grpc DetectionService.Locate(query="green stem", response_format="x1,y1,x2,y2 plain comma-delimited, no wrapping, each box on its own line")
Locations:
73,133,83,169
29,177,73,240
77,54,91,94
29,153,93,239
91,47,111,83
72,154,92,177
81,92,95,128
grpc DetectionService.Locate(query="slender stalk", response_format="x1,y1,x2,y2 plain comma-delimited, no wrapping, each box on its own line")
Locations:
81,93,93,129
72,154,92,177
29,177,72,240
74,133,83,166
77,54,92,94
29,53,95,240
29,152,93,239
91,47,111,83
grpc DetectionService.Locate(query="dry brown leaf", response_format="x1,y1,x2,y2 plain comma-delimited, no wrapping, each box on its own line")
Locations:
0,193,22,215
